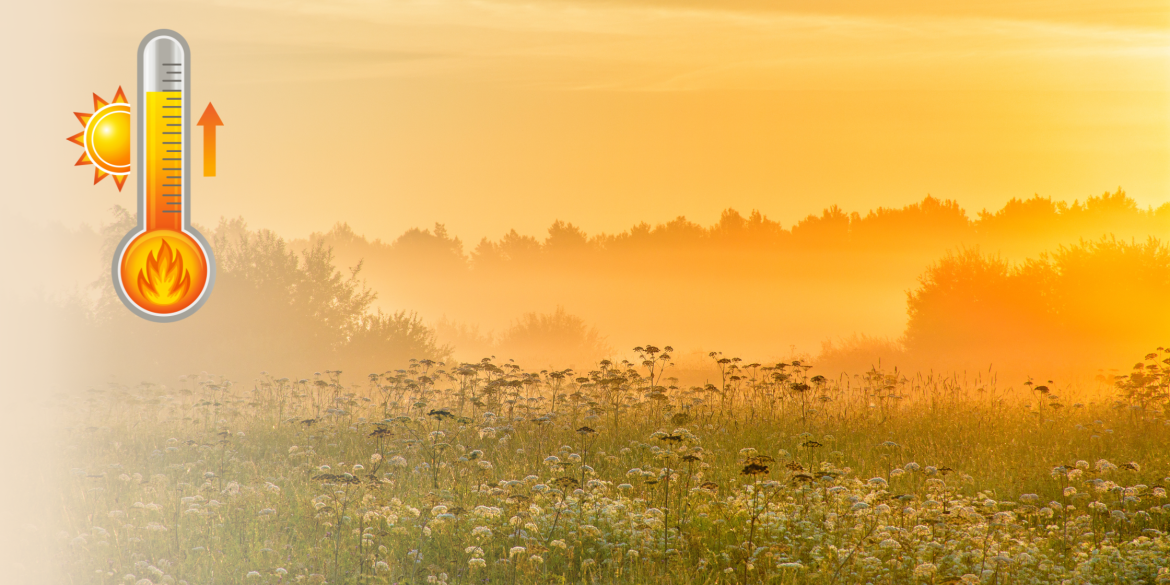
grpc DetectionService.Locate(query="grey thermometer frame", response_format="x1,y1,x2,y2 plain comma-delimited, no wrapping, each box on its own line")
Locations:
112,29,216,322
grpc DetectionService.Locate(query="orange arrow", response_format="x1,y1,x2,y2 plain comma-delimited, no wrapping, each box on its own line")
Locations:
197,103,223,177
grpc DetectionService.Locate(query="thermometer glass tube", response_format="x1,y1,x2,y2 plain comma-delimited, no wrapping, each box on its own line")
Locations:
114,30,215,321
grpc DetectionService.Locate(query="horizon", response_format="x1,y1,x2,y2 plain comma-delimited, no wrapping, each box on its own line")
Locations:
52,187,1170,251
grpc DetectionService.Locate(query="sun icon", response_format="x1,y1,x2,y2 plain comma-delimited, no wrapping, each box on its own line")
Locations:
67,87,131,190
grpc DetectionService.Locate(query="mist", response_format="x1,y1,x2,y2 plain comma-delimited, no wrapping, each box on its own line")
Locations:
20,189,1162,390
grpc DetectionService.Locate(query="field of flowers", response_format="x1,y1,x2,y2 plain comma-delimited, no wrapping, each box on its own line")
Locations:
57,347,1170,584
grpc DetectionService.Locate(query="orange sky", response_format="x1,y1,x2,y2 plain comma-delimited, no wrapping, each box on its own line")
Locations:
2,0,1168,247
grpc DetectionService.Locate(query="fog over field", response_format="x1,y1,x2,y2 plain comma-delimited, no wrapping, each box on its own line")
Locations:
13,189,1167,386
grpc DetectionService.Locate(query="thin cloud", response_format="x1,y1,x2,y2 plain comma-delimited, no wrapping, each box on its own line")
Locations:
204,0,1169,90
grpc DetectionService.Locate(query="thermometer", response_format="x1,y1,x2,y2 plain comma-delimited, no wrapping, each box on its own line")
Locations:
113,30,215,322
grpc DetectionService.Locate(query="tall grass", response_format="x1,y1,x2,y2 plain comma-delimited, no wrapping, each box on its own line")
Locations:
57,349,1170,584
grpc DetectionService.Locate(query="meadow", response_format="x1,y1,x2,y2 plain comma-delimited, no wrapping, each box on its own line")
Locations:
57,347,1170,585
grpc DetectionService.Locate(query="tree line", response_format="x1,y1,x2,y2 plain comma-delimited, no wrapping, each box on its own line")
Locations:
310,189,1168,273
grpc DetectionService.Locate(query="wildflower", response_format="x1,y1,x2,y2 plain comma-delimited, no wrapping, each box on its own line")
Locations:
509,546,526,557
741,463,769,476
468,558,486,569
375,561,390,573
246,571,261,579
913,563,937,578
553,476,579,490
472,506,503,519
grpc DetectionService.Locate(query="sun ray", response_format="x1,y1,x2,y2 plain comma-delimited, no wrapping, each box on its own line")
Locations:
66,130,85,147
75,152,92,166
112,86,128,104
113,175,128,190
93,93,108,110
94,168,109,185
74,112,91,126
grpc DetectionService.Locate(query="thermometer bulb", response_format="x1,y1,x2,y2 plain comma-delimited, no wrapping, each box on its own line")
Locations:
120,230,207,314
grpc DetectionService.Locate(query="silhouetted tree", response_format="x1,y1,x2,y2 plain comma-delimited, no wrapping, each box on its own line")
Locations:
904,237,1170,366
77,213,447,381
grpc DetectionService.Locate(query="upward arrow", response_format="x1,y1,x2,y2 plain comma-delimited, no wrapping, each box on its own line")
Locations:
197,103,224,177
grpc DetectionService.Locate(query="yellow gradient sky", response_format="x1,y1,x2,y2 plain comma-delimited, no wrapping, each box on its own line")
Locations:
2,0,1168,244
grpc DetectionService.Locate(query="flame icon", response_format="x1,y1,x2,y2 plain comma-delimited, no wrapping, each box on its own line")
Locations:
137,238,192,306
118,229,208,316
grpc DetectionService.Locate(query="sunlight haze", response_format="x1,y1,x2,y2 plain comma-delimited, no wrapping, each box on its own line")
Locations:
4,0,1167,243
